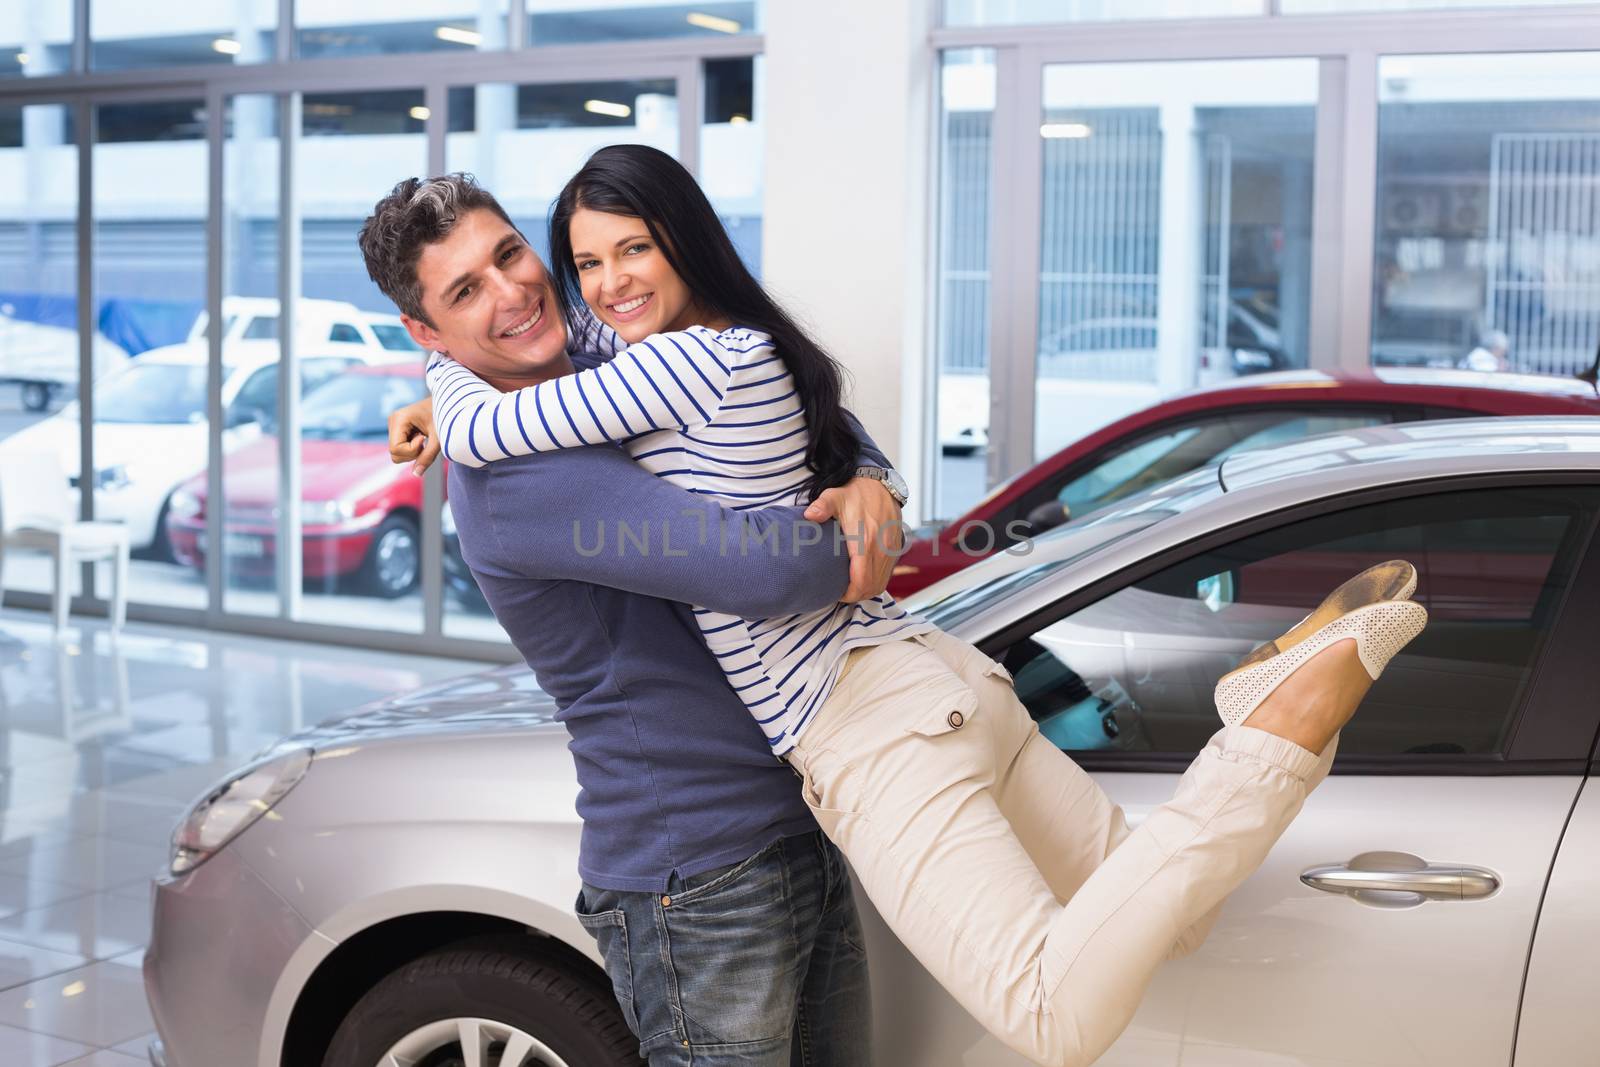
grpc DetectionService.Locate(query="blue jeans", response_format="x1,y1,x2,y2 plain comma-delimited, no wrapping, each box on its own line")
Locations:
576,830,873,1066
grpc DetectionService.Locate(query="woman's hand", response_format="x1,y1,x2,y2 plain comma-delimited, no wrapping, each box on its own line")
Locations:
804,476,906,603
388,396,439,476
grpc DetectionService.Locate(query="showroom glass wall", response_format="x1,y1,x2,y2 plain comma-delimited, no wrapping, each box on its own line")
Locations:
0,1,763,659
931,2,1600,519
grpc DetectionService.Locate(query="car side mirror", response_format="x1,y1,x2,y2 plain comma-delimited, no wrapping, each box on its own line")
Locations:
1024,500,1071,534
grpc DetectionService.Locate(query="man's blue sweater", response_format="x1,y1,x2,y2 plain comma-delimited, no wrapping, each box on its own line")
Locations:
449,414,890,892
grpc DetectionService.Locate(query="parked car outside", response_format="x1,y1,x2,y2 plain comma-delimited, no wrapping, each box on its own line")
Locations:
166,363,431,598
143,417,1600,1067
893,365,1600,597
0,339,399,560
0,307,128,411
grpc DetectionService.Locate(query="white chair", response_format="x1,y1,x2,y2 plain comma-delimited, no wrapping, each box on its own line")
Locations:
0,450,130,635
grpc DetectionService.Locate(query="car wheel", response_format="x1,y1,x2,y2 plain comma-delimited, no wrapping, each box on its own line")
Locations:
323,946,641,1067
357,514,419,598
20,382,52,412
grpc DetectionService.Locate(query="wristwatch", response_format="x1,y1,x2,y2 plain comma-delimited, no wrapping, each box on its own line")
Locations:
853,466,909,508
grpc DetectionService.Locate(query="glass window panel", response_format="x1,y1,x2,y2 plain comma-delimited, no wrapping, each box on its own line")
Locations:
440,78,678,642
88,100,208,610
0,102,82,598
1034,59,1318,464
1371,52,1600,379
1286,0,1598,11
2,2,73,79
297,1,508,60
528,1,759,45
204,94,285,619
998,487,1597,757
91,1,279,71
297,90,426,633
934,48,995,521
445,79,679,265
702,57,763,274
943,0,1259,26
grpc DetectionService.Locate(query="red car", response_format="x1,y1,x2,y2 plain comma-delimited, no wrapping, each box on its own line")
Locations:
167,362,430,597
890,367,1600,598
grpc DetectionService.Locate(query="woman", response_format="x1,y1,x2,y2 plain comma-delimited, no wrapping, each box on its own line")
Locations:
395,145,1426,1066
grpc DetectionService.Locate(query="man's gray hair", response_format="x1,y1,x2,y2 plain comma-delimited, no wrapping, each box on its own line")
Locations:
357,173,517,326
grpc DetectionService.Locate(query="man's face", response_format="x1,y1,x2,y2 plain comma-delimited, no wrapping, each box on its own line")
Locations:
402,208,568,383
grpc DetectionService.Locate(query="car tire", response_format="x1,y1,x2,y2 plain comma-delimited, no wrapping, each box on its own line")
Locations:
322,945,641,1067
356,514,419,598
20,381,52,412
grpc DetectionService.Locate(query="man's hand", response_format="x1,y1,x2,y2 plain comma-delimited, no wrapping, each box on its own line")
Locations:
388,396,439,476
804,476,905,603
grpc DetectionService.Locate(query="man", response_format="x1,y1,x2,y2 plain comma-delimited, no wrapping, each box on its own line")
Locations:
359,174,905,1066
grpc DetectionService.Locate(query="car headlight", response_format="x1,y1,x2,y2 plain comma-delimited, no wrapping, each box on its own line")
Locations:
169,488,202,520
301,499,355,525
170,747,313,875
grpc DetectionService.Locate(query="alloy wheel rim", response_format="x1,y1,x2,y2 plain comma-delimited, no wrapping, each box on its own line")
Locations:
376,526,419,592
379,1016,570,1067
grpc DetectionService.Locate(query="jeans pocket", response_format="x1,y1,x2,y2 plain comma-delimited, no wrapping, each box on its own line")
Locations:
574,889,641,1039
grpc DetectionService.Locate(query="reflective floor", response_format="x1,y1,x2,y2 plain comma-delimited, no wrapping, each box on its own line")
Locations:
0,607,484,1065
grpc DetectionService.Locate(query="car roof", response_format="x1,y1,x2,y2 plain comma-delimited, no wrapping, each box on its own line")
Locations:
1184,366,1599,401
1218,415,1600,493
919,416,1600,636
135,339,391,369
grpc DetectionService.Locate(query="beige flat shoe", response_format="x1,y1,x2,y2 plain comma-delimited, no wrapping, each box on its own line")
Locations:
1214,560,1427,729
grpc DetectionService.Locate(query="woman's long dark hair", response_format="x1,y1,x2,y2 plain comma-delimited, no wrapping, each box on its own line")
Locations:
550,144,860,502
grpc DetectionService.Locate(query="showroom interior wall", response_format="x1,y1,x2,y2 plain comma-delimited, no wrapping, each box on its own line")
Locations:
761,0,937,523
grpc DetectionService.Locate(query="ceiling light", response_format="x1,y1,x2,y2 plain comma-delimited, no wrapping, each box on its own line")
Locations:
409,106,431,121
16,52,29,66
1040,122,1092,139
212,38,243,55
584,99,632,119
435,25,482,47
686,12,742,33
729,114,750,126
61,981,86,998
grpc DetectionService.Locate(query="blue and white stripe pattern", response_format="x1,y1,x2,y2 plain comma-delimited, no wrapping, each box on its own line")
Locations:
427,310,930,756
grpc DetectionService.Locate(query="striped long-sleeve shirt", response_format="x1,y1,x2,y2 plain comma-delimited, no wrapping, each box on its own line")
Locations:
427,313,931,756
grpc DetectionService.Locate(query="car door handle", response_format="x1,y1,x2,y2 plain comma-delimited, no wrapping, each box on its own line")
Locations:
1300,850,1501,907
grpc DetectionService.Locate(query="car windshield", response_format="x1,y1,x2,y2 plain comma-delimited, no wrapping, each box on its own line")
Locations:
301,372,426,440
370,324,421,352
915,465,1225,632
94,362,208,424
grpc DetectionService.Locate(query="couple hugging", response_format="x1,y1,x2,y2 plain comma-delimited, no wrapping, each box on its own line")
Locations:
357,145,1427,1067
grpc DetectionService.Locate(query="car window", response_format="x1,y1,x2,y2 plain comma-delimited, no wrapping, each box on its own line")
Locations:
1050,410,1395,521
994,486,1598,759
242,315,279,341
93,362,207,424
301,358,354,395
370,323,421,352
328,322,363,343
301,372,427,440
229,366,278,418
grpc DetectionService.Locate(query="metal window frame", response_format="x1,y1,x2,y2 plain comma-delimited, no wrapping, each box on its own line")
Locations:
1,17,762,663
930,5,1600,497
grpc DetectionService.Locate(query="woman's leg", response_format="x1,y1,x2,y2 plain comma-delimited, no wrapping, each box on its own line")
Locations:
789,634,1350,1067
911,628,1337,960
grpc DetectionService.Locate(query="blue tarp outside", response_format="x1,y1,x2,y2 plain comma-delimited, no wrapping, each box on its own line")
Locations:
0,290,202,357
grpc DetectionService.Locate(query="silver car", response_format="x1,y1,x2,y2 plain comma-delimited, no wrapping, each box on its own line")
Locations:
143,417,1600,1067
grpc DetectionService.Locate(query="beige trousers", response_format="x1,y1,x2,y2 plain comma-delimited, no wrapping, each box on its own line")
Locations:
785,629,1337,1067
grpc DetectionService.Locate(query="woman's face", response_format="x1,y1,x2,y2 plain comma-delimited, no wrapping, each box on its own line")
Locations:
569,207,705,343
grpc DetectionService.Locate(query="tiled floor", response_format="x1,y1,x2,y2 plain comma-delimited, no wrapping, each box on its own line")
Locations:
0,608,486,1066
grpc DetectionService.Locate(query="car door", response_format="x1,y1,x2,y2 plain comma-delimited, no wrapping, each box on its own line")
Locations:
864,478,1600,1066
